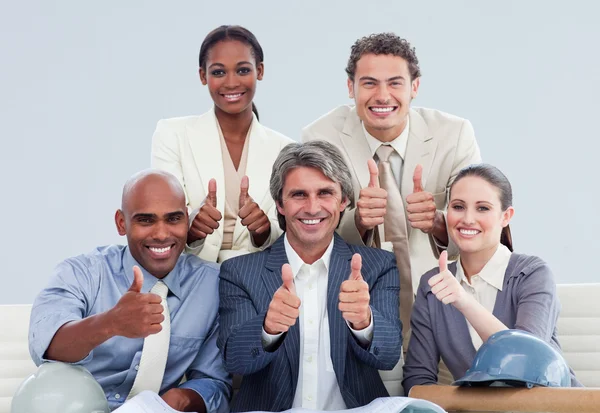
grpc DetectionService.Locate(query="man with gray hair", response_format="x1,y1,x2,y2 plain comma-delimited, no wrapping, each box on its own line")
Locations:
218,141,401,412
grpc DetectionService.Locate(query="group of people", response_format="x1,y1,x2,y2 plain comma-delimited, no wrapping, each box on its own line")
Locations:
28,25,580,413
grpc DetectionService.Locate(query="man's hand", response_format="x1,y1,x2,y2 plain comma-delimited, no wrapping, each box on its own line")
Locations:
238,175,271,247
339,254,371,330
263,264,301,335
428,251,470,311
406,165,439,233
355,159,387,237
161,388,206,413
188,179,222,244
107,266,164,338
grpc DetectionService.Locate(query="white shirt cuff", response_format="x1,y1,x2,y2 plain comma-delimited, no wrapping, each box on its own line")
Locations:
261,327,284,351
346,306,374,347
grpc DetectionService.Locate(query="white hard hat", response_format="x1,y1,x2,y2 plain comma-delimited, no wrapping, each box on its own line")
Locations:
11,362,109,413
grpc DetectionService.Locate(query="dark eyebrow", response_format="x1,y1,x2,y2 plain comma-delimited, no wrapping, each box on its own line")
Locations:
319,185,337,192
165,211,185,219
132,213,157,220
358,76,379,83
208,61,253,69
387,76,406,82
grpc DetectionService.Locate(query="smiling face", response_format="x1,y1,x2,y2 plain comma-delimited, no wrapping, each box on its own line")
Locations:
447,176,514,258
348,53,420,142
276,166,348,263
115,173,188,278
199,39,263,116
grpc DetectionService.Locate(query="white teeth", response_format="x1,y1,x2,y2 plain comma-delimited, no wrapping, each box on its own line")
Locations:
149,246,171,253
459,229,479,235
301,219,321,225
224,93,242,99
371,107,394,113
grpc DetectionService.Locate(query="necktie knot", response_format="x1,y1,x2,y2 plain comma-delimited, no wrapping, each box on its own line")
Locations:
151,280,168,299
376,144,395,163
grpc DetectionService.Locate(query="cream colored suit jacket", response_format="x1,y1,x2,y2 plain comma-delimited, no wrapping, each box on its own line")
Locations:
302,105,481,290
152,109,293,262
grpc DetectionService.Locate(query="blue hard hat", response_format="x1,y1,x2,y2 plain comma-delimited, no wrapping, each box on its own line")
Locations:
11,362,109,413
454,329,571,388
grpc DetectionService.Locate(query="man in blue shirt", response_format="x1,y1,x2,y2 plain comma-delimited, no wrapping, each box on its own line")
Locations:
29,170,231,413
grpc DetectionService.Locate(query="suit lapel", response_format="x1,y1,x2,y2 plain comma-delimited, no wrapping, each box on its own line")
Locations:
341,108,372,189
185,109,226,220
327,235,353,388
402,109,437,196
232,116,280,246
264,237,300,396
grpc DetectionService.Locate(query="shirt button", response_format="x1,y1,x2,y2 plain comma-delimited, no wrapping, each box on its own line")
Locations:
135,365,139,371
308,319,314,325
114,394,121,399
307,356,313,362
306,395,313,401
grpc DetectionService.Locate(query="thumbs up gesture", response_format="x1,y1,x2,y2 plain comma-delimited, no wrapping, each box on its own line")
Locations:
264,264,301,335
428,251,469,310
339,254,371,330
238,175,271,247
406,165,438,234
355,159,388,237
188,179,223,244
109,266,165,338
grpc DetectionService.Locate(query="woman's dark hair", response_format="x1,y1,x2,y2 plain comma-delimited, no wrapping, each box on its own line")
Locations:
450,164,514,252
199,25,263,121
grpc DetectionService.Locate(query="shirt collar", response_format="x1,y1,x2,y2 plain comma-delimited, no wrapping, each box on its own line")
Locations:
456,244,512,291
283,234,334,278
122,246,183,299
362,117,410,160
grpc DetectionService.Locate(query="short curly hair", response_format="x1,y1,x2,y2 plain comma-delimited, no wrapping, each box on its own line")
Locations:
345,33,421,81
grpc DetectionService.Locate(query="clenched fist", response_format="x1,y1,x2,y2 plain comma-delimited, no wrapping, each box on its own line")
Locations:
339,254,371,330
406,165,438,233
263,264,301,335
355,159,387,237
188,179,222,244
428,251,470,310
238,175,271,246
107,266,165,338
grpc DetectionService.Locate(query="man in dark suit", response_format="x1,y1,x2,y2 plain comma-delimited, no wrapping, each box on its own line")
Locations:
218,140,402,412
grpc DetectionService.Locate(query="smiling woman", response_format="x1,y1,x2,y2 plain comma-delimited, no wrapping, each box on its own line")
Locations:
402,164,582,394
151,25,293,263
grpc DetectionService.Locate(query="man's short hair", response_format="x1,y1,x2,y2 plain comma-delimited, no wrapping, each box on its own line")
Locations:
345,32,421,81
269,141,354,231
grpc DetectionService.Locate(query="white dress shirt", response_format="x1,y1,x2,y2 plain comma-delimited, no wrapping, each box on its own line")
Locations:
363,118,410,188
261,235,373,410
455,244,512,350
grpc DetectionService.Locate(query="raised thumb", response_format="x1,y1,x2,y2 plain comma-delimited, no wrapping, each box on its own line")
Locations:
129,266,144,293
281,264,296,294
349,253,363,281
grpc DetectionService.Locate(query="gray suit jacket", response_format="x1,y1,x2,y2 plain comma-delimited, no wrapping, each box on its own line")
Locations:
218,234,401,412
302,105,481,292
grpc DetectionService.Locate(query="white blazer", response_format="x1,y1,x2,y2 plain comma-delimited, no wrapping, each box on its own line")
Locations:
151,109,294,262
302,105,482,290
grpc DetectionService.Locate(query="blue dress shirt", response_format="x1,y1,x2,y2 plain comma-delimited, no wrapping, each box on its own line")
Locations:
29,245,231,412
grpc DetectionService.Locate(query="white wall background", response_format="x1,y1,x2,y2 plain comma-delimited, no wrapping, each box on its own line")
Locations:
1,0,598,304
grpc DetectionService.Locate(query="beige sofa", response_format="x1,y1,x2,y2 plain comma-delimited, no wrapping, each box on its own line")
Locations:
2,283,599,412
